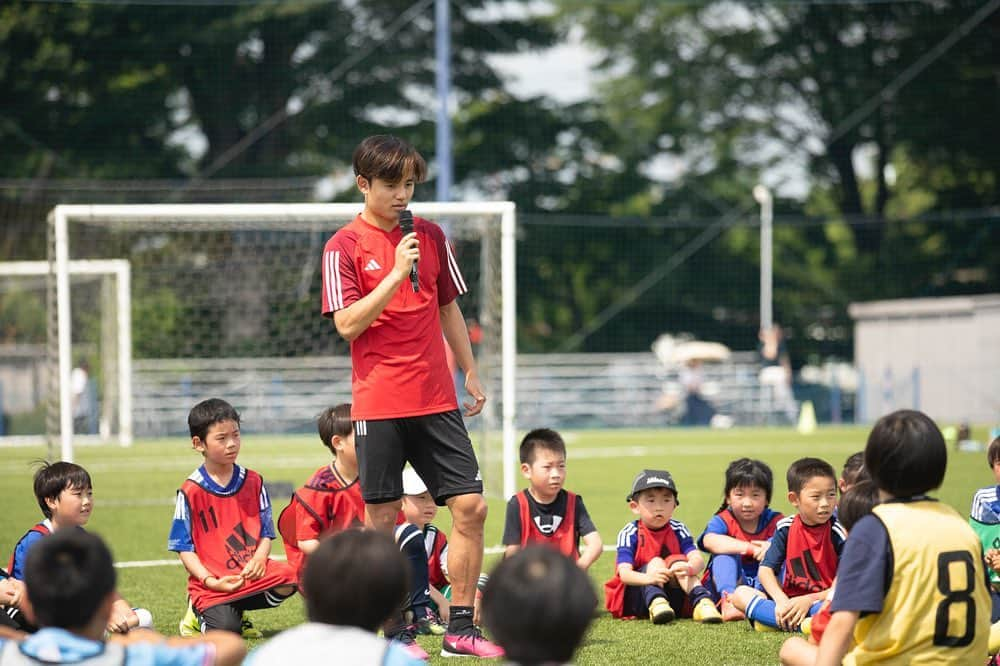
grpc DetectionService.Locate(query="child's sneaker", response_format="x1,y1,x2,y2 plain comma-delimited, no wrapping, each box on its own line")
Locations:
692,597,723,624
799,616,812,637
178,601,201,637
390,626,429,661
415,609,447,636
748,617,778,632
720,592,745,622
648,597,675,624
441,627,505,658
240,614,263,639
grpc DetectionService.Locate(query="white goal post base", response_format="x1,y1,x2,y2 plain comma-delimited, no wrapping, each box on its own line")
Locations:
48,203,517,498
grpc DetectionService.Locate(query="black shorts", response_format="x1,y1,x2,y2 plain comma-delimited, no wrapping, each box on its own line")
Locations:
355,409,483,505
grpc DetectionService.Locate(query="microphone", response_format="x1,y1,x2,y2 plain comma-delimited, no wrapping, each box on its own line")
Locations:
398,209,419,293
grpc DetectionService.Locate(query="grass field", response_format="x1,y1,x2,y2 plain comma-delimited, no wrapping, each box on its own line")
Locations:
0,425,993,665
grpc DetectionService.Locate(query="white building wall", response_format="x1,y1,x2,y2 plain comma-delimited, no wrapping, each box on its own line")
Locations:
849,295,1000,424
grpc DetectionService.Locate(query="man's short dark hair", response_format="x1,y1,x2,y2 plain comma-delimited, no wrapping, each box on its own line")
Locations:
352,135,427,185
865,409,946,497
34,461,92,519
786,457,836,493
482,546,596,665
519,428,567,465
188,398,240,441
317,403,353,454
303,529,408,632
25,530,115,629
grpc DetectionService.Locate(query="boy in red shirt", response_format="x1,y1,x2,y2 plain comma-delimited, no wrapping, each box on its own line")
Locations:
730,457,846,631
605,469,722,624
168,398,297,635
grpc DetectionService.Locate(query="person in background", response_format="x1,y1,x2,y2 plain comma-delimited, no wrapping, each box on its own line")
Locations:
758,325,796,423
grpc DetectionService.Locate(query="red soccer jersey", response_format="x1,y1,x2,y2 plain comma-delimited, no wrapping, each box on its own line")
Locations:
277,465,366,579
516,489,580,559
604,520,685,619
782,515,839,597
321,214,466,420
179,470,297,611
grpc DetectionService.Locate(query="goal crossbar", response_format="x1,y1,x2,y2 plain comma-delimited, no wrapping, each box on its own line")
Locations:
49,202,517,498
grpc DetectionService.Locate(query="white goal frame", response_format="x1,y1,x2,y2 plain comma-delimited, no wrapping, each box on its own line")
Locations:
49,203,518,498
1,259,132,455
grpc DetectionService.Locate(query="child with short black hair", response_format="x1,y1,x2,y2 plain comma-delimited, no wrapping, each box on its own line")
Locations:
698,458,784,621
483,546,597,665
0,529,245,666
502,428,602,568
278,403,364,579
168,398,297,636
778,479,881,666
838,451,867,494
817,410,991,664
605,469,722,624
731,457,845,632
7,461,152,634
246,529,424,666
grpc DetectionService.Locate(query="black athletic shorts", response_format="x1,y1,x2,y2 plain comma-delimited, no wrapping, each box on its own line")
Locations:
355,409,483,505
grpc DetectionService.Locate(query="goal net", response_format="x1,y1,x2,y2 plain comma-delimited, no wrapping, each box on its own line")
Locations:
47,203,517,498
0,260,130,451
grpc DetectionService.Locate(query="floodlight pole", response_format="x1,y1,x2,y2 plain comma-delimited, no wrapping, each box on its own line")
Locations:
754,185,773,331
435,0,453,201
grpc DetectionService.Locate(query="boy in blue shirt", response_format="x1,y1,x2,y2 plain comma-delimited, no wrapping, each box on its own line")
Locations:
0,529,244,666
604,469,722,624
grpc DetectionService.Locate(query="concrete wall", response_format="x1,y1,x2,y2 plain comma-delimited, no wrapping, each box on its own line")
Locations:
849,294,1000,424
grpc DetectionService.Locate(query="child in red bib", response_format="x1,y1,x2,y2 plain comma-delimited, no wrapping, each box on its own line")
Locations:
501,429,602,568
698,458,784,621
730,457,846,632
604,469,723,624
168,399,297,635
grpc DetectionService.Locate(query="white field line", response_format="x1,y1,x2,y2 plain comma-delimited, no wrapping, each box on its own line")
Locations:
0,440,833,477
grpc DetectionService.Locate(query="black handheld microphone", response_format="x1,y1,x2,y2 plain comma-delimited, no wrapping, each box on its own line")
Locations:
398,209,419,293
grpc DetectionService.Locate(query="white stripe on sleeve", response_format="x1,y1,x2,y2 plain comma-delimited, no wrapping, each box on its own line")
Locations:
445,242,468,294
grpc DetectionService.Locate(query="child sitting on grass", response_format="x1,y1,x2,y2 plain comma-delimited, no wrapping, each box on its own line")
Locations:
501,428,602,568
730,457,846,632
168,398,297,636
605,469,722,624
698,458,783,621
7,461,153,634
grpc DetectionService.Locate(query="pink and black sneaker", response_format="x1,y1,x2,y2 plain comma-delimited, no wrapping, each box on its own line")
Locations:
441,627,505,658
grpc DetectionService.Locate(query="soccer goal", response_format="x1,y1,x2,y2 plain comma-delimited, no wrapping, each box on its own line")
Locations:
47,203,518,498
0,259,132,454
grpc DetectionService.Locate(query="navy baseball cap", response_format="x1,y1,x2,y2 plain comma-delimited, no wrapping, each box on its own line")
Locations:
628,469,679,504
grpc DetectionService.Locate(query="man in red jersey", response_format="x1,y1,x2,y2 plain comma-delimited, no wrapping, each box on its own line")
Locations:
320,135,501,659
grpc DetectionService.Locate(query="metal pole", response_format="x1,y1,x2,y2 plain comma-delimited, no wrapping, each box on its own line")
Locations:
435,0,452,202
753,185,773,331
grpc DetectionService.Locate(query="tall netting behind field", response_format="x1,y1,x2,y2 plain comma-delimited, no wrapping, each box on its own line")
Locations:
44,205,511,496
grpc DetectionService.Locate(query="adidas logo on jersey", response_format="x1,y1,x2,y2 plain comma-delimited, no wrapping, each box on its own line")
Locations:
364,258,382,271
